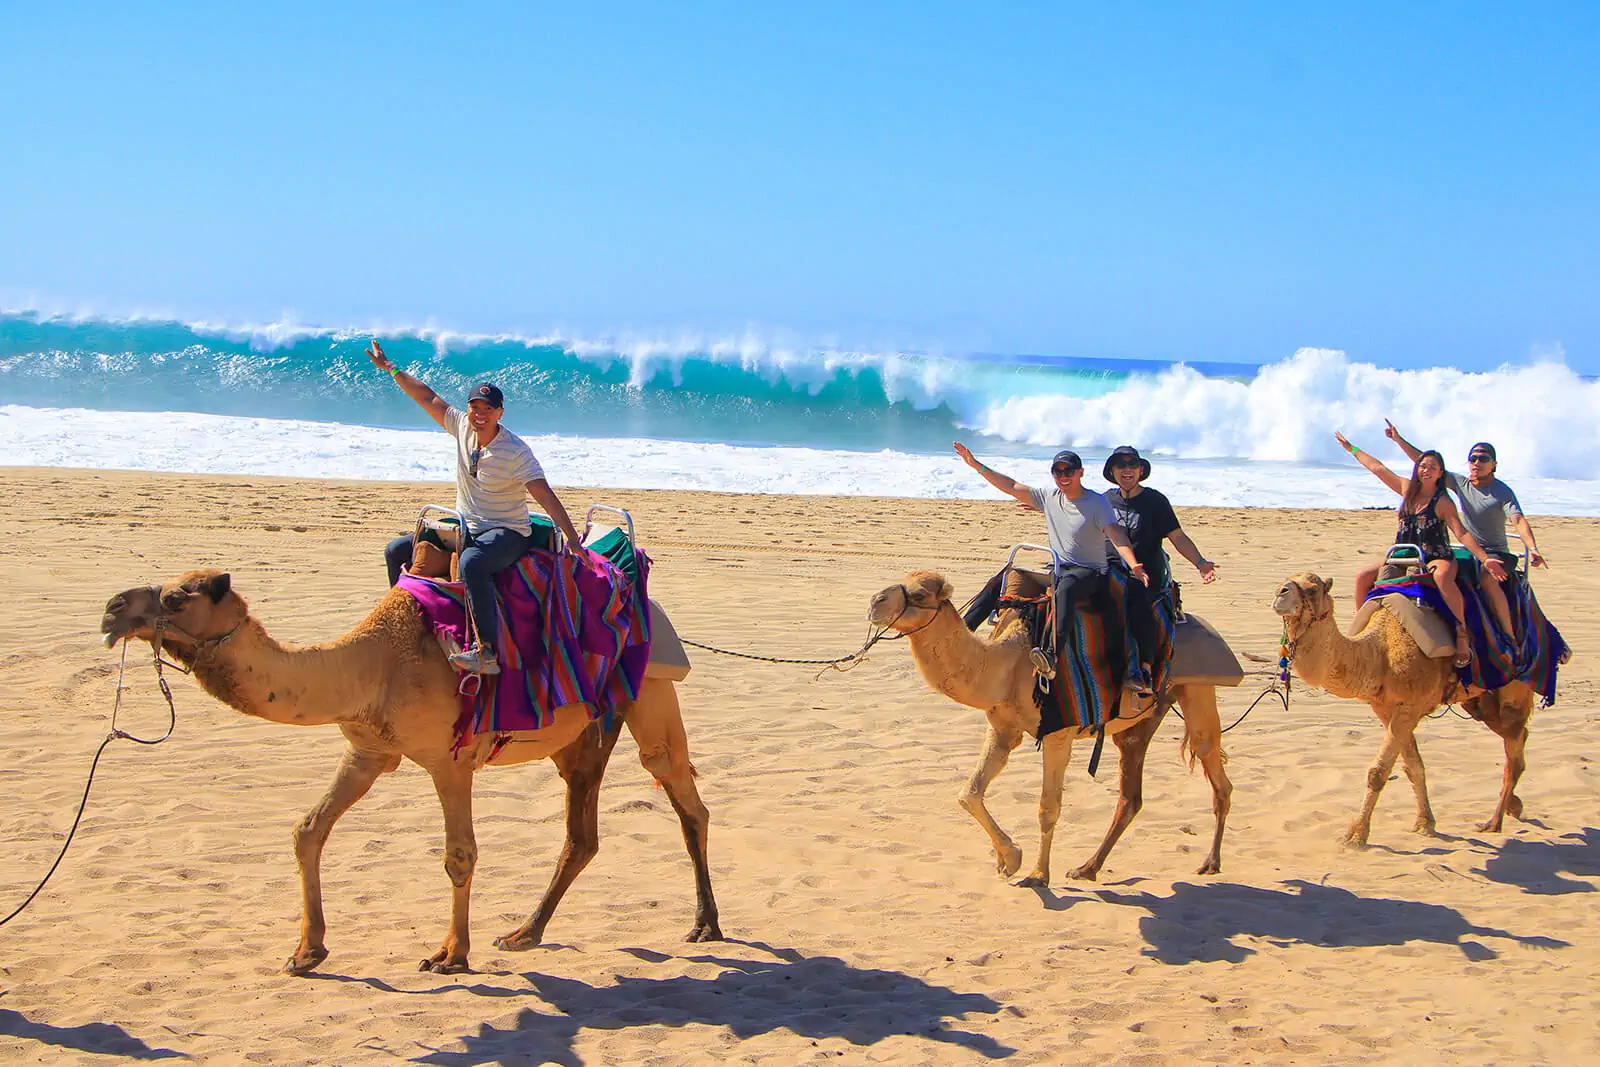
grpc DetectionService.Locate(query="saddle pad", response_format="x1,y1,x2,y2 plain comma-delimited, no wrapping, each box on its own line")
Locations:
1350,593,1455,659
1169,613,1244,687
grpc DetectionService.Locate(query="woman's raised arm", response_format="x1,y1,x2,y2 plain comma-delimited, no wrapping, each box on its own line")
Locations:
1334,431,1406,497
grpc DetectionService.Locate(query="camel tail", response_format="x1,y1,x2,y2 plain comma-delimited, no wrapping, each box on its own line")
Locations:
1178,733,1228,774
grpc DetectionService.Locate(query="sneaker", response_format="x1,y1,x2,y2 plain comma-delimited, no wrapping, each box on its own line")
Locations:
449,647,501,675
1133,664,1156,698
1029,647,1057,680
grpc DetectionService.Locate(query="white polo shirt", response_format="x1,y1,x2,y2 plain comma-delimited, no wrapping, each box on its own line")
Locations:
444,406,545,536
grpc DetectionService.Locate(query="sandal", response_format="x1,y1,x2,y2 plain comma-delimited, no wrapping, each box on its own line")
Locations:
1453,627,1472,669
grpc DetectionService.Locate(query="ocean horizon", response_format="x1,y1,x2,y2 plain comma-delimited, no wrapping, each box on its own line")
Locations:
3,309,1597,514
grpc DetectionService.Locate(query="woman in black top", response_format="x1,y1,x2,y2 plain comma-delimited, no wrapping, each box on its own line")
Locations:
1334,432,1498,667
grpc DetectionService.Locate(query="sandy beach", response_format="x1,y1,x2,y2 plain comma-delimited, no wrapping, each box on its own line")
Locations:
2,465,1597,1065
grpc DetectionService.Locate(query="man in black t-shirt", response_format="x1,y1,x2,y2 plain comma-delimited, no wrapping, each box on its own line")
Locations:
1101,446,1221,683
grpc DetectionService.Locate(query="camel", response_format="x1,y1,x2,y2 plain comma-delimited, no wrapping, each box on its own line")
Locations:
867,570,1236,886
1271,572,1536,847
99,569,720,976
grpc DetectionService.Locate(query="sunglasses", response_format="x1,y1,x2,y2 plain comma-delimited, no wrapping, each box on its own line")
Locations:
1051,465,1080,477
468,446,483,478
1468,454,1493,463
1110,458,1142,469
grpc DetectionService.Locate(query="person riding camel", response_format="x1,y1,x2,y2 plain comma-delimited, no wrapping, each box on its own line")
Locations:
1100,445,1220,677
1334,430,1504,668
369,339,583,676
1375,423,1545,641
953,442,1148,687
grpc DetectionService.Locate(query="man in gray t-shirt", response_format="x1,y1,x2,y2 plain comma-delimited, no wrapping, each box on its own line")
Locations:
1385,426,1547,639
955,442,1147,685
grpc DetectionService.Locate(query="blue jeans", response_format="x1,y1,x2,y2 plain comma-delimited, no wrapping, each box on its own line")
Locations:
385,525,530,654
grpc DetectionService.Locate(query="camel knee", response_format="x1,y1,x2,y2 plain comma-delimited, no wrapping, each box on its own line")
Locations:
443,843,478,888
1365,765,1391,793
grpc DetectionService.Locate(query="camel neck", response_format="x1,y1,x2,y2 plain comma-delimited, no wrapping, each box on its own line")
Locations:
905,603,1018,711
190,619,367,727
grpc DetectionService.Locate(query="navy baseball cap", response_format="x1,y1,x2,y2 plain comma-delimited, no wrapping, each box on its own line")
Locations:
467,382,504,408
1468,442,1496,462
1051,450,1083,472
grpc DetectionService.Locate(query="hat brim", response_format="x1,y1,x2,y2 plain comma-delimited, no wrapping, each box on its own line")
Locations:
1103,457,1152,483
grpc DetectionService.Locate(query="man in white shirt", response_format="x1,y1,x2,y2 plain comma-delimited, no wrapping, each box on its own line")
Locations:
371,340,583,676
954,442,1147,683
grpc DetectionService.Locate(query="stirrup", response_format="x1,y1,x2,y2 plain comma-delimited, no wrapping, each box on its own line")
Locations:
1029,647,1057,680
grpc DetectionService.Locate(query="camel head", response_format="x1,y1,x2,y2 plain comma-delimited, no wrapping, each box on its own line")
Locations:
1272,572,1335,627
867,570,953,633
101,570,248,660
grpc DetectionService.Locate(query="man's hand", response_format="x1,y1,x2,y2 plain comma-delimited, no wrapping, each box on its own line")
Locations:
1384,419,1399,442
1130,562,1148,586
1197,559,1220,584
1530,549,1547,568
367,339,394,372
953,441,979,469
1484,558,1509,583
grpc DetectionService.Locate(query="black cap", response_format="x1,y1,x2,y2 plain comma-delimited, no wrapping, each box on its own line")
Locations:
1468,441,1496,462
467,382,504,409
1102,444,1152,484
1051,449,1083,473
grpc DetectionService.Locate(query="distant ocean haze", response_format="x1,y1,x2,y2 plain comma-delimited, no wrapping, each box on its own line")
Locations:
1,310,1596,512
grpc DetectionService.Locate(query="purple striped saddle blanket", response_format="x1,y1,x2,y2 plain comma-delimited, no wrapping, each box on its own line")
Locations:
397,545,652,748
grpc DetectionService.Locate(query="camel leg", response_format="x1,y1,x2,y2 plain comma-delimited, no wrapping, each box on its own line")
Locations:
284,746,398,976
1345,715,1404,848
1068,712,1162,881
495,720,622,952
1172,685,1232,875
623,678,721,942
959,726,1027,878
419,758,478,974
1015,731,1072,888
1395,717,1437,836
1472,688,1532,832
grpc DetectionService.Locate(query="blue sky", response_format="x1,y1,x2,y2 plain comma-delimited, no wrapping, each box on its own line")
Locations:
2,2,1597,372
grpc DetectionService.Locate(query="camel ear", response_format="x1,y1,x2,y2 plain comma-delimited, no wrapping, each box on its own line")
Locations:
202,573,232,604
939,580,955,603
1321,577,1335,595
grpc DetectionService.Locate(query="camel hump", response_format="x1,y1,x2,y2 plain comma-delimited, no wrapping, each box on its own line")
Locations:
645,599,692,681
1349,594,1456,659
1170,613,1245,687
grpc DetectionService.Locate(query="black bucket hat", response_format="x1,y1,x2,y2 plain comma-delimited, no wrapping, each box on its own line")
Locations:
1103,445,1151,483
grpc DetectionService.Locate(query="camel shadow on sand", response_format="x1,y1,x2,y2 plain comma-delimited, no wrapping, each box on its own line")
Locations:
1093,879,1570,965
0,1002,186,1060
1476,827,1600,895
405,942,1013,1066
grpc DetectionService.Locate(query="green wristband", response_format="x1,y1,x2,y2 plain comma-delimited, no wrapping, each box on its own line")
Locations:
386,366,400,377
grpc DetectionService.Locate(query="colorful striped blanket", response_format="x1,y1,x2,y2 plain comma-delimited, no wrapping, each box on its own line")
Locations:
1364,571,1567,705
397,545,653,746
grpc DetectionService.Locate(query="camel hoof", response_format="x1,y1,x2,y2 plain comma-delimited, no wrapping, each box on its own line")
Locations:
1507,796,1524,819
685,922,725,943
282,947,328,976
1194,859,1222,876
419,956,471,975
1413,822,1439,837
1340,833,1369,850
493,930,540,953
996,845,1023,878
1065,865,1100,882
1477,817,1505,834
1013,874,1049,889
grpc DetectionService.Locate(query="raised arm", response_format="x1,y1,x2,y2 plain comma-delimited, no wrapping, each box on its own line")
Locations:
1437,496,1507,582
1105,524,1149,585
368,339,450,430
1383,419,1424,464
1334,431,1407,496
527,479,583,551
1167,527,1219,583
953,441,1034,505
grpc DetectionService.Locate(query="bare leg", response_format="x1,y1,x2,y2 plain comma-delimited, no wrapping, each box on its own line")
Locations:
1354,561,1383,605
1427,559,1470,665
624,678,721,942
419,758,478,974
1172,685,1232,875
1068,709,1162,880
1394,715,1437,835
495,720,622,951
1015,731,1072,887
1346,717,1403,848
1478,569,1516,639
959,726,1026,877
285,747,397,976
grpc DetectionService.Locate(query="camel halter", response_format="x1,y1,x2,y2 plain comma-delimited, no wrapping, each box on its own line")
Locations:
149,612,246,675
